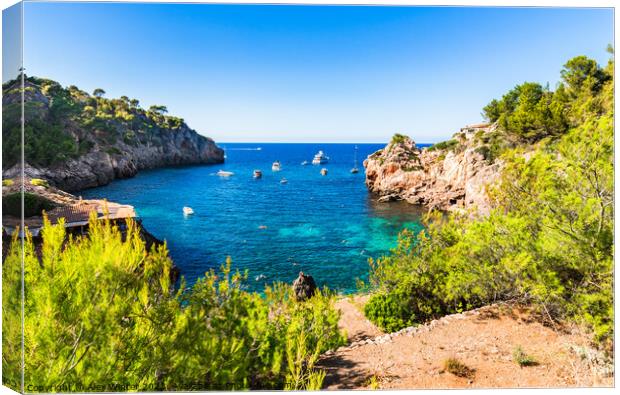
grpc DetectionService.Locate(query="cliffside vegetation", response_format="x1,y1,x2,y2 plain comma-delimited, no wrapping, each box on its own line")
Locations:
2,215,345,391
2,76,200,168
426,48,614,163
2,191,56,217
364,53,614,350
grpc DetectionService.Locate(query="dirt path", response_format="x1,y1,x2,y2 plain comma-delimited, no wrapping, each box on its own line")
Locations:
319,297,613,389
334,295,383,342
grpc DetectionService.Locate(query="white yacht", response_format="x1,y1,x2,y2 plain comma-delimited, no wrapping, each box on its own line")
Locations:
183,206,194,216
320,168,328,176
253,169,262,179
217,170,234,177
312,150,329,165
272,161,281,171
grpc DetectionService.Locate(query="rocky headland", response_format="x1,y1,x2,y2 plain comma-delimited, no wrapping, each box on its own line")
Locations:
364,124,502,214
2,76,224,191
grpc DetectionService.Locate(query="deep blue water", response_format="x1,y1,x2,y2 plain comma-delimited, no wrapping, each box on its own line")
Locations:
81,143,428,293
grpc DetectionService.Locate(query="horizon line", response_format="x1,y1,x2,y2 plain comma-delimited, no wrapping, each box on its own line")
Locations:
216,141,437,145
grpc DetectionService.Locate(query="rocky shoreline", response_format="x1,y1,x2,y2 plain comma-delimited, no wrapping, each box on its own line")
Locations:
363,125,502,215
2,77,225,192
2,132,224,192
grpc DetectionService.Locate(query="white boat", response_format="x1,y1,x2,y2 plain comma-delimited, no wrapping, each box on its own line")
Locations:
272,161,281,171
301,160,309,166
280,178,288,184
217,170,234,177
253,169,262,179
312,150,329,165
350,145,360,174
320,168,328,176
183,206,194,215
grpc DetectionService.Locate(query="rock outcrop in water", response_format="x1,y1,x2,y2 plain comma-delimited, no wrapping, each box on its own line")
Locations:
292,272,318,301
2,76,224,191
364,125,502,214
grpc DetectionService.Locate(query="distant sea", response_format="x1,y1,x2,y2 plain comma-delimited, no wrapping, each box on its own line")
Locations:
81,143,430,293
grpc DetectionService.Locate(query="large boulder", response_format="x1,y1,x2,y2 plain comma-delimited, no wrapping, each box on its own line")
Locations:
292,272,317,301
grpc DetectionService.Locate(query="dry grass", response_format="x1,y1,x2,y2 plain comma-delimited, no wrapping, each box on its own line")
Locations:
366,375,380,390
442,358,475,379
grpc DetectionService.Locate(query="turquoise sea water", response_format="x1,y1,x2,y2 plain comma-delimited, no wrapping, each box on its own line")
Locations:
81,143,428,293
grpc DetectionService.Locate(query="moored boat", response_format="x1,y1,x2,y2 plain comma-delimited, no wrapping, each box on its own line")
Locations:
312,150,329,165
350,145,360,173
280,178,288,184
301,160,309,166
217,170,234,177
183,206,194,215
320,168,328,176
253,169,262,179
272,161,282,171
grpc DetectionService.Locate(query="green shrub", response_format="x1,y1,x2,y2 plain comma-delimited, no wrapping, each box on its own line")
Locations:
366,376,380,389
391,133,408,145
427,139,458,152
474,145,491,161
106,147,122,155
364,290,415,332
512,346,537,367
78,139,95,154
30,178,49,188
2,192,55,217
123,130,136,144
402,165,423,172
2,118,79,167
2,215,345,391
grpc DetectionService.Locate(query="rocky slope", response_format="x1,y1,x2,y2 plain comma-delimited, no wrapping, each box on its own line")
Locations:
2,76,224,191
364,125,502,214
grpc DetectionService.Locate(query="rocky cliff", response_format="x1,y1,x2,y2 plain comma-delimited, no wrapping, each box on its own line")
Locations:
2,76,224,191
364,125,502,214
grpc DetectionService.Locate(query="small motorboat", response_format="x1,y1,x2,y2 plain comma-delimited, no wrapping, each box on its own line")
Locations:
301,160,309,166
253,169,262,179
280,178,288,184
320,168,328,176
183,206,194,216
217,170,234,177
272,161,281,171
312,150,329,165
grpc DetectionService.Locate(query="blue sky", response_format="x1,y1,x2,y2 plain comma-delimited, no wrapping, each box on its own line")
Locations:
11,2,615,142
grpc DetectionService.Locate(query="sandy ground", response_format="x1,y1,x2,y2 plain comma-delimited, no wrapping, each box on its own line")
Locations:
318,297,613,390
